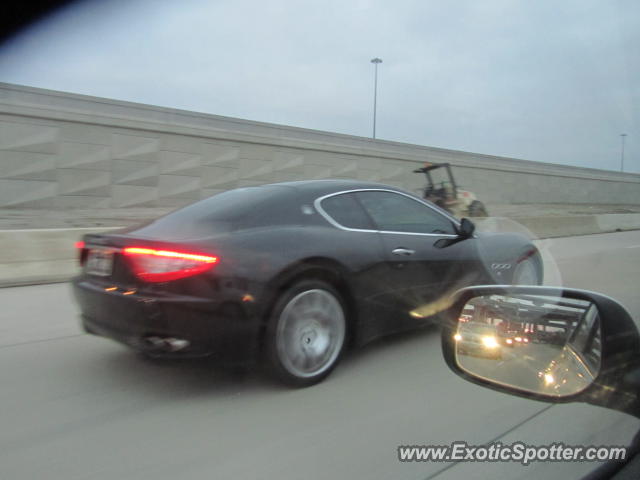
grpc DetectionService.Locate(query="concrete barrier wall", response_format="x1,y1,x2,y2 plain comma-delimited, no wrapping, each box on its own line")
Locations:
0,227,119,286
476,214,640,239
1,82,639,209
1,217,639,287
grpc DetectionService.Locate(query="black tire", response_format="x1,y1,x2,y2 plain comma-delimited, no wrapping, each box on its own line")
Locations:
265,279,347,387
468,201,488,217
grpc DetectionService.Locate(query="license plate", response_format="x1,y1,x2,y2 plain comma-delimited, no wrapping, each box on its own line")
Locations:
86,248,115,277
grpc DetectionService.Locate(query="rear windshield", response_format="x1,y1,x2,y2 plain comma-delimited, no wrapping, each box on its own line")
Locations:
132,186,302,239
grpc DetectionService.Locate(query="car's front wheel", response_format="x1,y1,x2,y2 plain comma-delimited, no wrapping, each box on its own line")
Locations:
512,251,542,285
265,280,347,387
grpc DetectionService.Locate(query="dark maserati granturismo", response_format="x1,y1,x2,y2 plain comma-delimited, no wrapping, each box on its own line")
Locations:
72,180,542,386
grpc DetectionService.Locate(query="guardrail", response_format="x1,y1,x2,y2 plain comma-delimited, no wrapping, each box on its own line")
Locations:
1,214,639,287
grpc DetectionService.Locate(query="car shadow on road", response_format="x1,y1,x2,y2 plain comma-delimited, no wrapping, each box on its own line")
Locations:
89,324,441,398
339,323,441,367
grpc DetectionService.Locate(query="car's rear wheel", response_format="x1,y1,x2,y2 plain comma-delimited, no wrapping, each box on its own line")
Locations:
266,280,346,387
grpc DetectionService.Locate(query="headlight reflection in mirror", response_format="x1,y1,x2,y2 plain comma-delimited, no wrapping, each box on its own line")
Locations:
455,294,602,397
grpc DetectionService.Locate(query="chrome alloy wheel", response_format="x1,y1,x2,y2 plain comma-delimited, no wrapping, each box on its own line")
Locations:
275,289,346,379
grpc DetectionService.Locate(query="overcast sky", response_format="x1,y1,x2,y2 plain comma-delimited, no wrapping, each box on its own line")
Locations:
0,0,638,173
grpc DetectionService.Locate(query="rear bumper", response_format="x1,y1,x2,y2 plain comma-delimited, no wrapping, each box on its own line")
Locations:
72,277,263,362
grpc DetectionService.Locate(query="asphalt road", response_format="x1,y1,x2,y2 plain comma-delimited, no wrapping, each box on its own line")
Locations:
1,231,639,480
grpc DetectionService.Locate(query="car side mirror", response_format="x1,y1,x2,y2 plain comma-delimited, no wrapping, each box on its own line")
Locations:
434,218,476,249
441,286,640,418
457,218,475,238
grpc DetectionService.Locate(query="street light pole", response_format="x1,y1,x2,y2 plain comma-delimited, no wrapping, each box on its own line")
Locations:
370,58,382,139
620,133,627,172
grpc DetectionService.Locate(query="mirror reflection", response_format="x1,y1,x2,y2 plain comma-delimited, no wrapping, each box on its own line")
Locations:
455,294,602,397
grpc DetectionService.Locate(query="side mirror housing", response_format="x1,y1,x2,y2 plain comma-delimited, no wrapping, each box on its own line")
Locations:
435,218,476,249
441,286,640,418
457,218,475,238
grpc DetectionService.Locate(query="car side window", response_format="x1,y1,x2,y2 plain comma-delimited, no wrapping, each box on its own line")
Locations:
356,191,456,235
320,193,374,230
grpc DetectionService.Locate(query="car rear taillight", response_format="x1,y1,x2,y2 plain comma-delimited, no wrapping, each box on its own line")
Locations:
122,246,218,283
75,240,87,266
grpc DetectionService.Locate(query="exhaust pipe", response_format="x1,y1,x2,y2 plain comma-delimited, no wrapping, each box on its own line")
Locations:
143,336,190,352
164,337,190,352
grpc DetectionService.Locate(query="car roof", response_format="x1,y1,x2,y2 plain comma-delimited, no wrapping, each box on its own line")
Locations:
268,179,406,198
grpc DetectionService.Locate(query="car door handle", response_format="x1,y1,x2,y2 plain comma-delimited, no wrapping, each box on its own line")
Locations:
392,248,415,256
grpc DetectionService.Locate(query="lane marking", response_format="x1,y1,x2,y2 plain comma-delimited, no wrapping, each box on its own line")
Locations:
0,334,85,350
